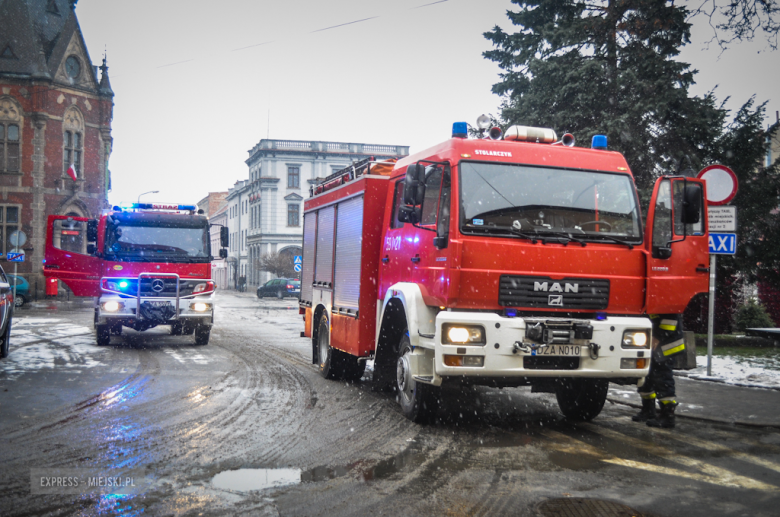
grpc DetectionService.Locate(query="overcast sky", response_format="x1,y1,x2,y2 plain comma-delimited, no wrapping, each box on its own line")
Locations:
74,0,778,207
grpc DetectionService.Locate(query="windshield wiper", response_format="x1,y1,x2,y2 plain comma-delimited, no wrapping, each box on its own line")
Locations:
532,230,588,247
583,234,635,249
463,223,540,243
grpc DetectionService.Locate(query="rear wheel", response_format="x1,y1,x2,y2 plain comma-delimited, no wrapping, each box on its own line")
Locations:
276,290,283,299
13,294,25,308
317,315,338,379
0,315,11,358
555,378,609,421
194,325,211,345
396,334,439,423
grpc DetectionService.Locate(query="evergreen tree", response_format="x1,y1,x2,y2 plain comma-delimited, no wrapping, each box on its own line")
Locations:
484,0,726,194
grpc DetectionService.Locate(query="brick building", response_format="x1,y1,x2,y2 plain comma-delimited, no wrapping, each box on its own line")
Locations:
0,0,113,296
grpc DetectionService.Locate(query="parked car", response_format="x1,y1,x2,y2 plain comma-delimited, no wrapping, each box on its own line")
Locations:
0,266,15,358
257,278,301,299
7,274,29,307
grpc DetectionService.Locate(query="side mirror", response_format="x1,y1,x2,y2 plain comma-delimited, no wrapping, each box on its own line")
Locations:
681,184,701,224
220,226,229,248
403,163,426,206
87,243,96,255
219,248,228,259
656,247,672,260
398,205,421,225
87,219,98,242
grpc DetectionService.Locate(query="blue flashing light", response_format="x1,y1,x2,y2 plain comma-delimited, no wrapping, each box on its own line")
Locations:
505,309,517,318
120,202,197,211
592,135,608,149
452,121,468,138
596,312,607,321
119,281,129,288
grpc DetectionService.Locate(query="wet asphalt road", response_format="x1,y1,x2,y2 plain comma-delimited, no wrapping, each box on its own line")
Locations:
1,291,779,516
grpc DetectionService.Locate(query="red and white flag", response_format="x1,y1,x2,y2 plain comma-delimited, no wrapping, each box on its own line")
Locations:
66,163,77,182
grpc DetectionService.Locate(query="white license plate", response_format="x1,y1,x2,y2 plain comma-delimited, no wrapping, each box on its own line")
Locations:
149,301,172,308
528,344,580,356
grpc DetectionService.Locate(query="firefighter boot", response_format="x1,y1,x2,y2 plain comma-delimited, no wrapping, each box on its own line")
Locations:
631,398,657,422
647,401,677,428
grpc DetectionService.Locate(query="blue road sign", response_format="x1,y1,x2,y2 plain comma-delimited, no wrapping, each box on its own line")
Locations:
293,255,302,265
294,264,302,273
7,252,24,262
709,233,736,255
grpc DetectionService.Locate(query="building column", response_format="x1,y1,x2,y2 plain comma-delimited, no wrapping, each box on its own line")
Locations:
30,113,48,299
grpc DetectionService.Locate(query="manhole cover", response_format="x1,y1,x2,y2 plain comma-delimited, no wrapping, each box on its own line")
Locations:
537,498,647,517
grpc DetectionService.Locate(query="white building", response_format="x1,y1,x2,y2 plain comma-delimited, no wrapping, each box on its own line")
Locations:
209,203,228,289
243,139,409,287
226,179,251,289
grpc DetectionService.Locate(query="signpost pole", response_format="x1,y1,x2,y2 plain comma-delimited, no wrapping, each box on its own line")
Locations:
706,254,717,376
12,261,17,302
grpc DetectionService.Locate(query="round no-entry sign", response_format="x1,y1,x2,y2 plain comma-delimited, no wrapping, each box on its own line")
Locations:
697,164,738,205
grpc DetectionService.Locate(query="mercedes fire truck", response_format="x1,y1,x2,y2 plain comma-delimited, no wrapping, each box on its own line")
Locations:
299,121,709,423
44,203,228,346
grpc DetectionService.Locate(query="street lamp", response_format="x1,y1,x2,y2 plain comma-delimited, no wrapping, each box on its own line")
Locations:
138,190,159,203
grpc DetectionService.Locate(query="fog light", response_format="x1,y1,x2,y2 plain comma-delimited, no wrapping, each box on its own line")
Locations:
103,301,121,312
620,358,648,369
443,355,484,367
192,302,209,312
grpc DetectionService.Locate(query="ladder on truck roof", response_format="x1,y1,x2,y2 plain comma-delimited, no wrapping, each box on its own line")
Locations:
310,156,394,197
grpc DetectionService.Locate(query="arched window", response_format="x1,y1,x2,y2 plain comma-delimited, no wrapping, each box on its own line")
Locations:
0,97,22,173
63,108,84,178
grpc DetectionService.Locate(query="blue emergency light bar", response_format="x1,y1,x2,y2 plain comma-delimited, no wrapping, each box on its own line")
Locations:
116,203,197,211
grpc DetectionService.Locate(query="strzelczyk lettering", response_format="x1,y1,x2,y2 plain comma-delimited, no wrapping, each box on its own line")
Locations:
474,150,513,157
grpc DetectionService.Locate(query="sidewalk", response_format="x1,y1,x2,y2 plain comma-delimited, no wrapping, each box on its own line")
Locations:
609,375,780,428
20,297,93,311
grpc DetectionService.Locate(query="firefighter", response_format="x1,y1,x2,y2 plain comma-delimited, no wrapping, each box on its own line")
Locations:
632,314,685,428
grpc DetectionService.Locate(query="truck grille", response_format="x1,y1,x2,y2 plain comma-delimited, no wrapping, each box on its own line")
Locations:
523,357,580,370
499,275,609,310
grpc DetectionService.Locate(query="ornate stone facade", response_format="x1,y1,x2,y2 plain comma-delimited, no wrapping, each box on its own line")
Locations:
0,0,113,296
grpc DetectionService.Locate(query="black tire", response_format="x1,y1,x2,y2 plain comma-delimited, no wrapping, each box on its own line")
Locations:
13,294,25,308
110,323,123,335
257,291,262,298
555,378,609,421
194,325,211,345
171,322,183,336
317,314,338,379
396,334,439,423
0,315,11,358
96,324,111,346
276,290,283,299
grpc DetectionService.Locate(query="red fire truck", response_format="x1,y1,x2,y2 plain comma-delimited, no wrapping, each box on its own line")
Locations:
44,203,228,346
300,122,709,423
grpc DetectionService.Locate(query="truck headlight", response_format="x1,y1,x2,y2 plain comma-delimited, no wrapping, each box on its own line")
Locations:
442,324,485,344
102,301,123,312
622,330,649,348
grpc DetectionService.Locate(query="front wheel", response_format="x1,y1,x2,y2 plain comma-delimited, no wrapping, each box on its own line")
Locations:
194,325,211,345
555,378,609,421
0,315,11,358
96,324,111,346
396,334,439,423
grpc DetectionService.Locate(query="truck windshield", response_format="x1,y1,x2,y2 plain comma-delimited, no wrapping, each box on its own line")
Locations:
105,223,210,262
459,162,642,242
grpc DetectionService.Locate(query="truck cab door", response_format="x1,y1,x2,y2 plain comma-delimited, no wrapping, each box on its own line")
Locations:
645,177,709,314
379,179,413,299
44,215,101,297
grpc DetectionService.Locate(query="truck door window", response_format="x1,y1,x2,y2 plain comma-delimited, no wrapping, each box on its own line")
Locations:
420,167,443,226
673,181,704,236
52,219,86,254
652,180,673,249
438,169,451,237
391,180,405,229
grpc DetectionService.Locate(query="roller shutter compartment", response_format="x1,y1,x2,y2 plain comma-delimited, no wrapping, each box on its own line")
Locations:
315,206,335,286
301,213,316,303
334,196,363,310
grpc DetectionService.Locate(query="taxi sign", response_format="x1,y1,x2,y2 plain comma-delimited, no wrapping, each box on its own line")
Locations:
708,233,736,255
7,251,25,262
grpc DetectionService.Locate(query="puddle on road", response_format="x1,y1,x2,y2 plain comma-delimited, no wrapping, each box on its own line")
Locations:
212,468,302,491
